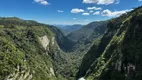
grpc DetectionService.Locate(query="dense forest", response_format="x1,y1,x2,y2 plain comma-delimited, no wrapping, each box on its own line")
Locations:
0,6,142,80
77,6,142,80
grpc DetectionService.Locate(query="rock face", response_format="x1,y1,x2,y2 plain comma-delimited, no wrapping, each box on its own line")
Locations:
51,37,55,45
39,36,50,50
78,77,86,80
50,67,55,76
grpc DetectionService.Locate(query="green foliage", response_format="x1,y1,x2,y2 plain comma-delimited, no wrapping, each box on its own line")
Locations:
78,6,142,80
0,17,84,80
0,37,24,80
0,17,58,80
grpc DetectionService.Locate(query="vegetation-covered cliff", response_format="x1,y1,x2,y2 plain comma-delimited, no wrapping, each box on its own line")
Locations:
0,17,72,80
67,21,108,54
77,6,142,80
1,6,142,80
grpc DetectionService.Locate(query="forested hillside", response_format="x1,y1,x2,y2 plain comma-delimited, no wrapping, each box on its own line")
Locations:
0,17,77,80
67,21,108,54
1,6,142,80
77,6,142,80
56,24,83,35
0,17,57,80
67,21,108,42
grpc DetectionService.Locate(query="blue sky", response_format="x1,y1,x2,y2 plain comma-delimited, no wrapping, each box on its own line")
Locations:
0,0,142,25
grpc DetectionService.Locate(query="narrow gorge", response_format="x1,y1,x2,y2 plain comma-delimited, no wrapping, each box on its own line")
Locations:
0,6,142,80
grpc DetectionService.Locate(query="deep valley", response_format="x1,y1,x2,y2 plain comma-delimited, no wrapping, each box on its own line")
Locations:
0,5,142,80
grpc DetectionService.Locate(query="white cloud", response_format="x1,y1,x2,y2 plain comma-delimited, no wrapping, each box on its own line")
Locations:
115,0,120,4
34,0,49,5
82,13,90,16
87,6,102,10
57,10,64,13
101,9,133,17
71,8,85,13
83,0,115,5
34,0,42,2
73,18,77,20
93,11,100,15
139,0,142,1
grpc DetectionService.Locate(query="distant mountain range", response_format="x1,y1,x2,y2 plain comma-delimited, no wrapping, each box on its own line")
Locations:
55,24,83,35
1,6,142,80
65,21,108,54
67,21,108,42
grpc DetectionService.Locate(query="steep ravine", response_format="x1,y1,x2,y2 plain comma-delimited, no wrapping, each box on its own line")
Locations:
0,17,86,80
0,18,68,80
77,6,142,80
1,6,142,80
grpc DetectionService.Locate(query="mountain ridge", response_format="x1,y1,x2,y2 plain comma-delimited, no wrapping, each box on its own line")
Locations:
0,6,142,80
77,6,142,80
